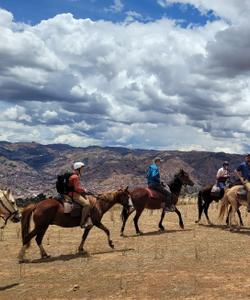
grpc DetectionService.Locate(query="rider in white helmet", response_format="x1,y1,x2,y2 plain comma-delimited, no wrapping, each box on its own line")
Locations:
67,162,92,228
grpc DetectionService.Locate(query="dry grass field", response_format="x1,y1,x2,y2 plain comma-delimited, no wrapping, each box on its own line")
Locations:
1,202,250,300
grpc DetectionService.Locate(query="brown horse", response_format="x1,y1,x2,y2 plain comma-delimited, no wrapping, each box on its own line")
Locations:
219,185,247,230
120,169,194,236
0,189,21,229
18,188,130,263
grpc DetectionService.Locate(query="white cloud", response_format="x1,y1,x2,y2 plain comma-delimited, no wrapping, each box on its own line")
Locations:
157,0,250,23
106,0,124,13
0,6,250,153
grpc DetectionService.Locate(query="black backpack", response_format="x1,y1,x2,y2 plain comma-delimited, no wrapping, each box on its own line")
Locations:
56,172,73,195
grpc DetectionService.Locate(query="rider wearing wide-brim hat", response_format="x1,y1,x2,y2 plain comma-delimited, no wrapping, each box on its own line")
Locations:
67,162,93,228
146,157,175,212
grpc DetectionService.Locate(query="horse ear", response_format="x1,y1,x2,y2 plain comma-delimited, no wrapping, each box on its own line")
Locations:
7,189,10,195
125,186,129,192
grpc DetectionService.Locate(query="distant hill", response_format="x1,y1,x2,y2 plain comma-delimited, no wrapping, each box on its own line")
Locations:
0,141,244,197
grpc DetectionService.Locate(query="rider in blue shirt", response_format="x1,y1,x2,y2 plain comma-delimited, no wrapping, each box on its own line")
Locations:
146,157,175,212
236,154,250,212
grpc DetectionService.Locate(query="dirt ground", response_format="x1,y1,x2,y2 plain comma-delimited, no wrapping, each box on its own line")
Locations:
1,202,250,300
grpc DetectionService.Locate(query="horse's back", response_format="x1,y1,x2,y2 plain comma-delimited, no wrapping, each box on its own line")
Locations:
130,187,164,209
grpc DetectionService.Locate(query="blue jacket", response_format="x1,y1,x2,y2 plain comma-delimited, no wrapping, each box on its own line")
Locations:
146,164,160,186
237,162,250,181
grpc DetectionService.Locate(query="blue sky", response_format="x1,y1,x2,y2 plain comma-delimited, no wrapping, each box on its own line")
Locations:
0,0,217,26
0,0,250,153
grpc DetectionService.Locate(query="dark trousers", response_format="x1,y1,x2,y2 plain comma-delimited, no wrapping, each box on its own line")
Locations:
149,183,172,207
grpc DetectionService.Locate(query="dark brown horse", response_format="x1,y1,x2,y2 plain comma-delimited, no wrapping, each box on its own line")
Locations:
18,188,130,263
195,183,243,226
120,169,194,236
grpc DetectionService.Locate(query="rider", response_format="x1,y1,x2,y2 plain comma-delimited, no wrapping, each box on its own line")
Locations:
216,161,230,191
235,154,250,212
68,162,93,228
146,157,175,212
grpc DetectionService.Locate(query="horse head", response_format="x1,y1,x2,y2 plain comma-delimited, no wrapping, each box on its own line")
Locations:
116,186,130,209
0,189,21,224
177,169,194,186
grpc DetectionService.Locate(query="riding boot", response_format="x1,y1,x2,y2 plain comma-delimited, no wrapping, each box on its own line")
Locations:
164,194,175,212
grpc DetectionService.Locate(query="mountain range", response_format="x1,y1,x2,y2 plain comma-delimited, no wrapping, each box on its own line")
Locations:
0,141,245,198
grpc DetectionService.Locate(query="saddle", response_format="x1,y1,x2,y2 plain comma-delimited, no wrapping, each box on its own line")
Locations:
210,184,221,197
62,195,97,218
145,188,166,203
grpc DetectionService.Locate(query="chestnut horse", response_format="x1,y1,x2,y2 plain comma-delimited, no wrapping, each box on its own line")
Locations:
0,189,21,229
120,169,194,236
18,188,130,263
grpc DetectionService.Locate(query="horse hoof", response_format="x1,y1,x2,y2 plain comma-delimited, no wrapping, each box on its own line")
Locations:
78,249,89,256
180,224,184,230
159,227,165,232
195,220,200,224
42,254,51,259
109,241,115,249
136,231,143,236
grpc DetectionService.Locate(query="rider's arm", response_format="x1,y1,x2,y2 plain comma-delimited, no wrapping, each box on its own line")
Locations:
235,166,244,184
72,175,86,193
216,168,223,179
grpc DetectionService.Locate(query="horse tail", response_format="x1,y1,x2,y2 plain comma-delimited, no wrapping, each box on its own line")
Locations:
21,204,35,248
218,193,229,221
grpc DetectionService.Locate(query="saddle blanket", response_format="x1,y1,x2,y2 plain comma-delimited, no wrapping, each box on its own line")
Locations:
211,184,220,194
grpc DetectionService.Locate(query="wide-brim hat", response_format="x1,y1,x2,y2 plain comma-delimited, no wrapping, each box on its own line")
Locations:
154,157,164,163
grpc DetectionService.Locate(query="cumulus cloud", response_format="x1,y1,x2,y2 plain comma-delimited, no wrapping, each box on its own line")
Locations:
157,0,250,23
0,5,250,153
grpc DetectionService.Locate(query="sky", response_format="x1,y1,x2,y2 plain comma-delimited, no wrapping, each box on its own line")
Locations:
0,0,250,153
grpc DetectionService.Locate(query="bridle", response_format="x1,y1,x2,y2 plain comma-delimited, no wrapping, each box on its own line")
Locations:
0,191,18,221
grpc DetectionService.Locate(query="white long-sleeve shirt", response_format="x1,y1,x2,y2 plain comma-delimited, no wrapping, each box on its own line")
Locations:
216,167,230,180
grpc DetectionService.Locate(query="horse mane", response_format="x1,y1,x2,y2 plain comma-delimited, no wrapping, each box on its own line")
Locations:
96,191,118,202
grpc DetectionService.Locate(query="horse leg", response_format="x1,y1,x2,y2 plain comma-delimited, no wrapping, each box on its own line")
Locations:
133,207,144,235
18,228,38,262
195,192,204,223
226,206,232,226
35,226,50,259
120,207,135,237
78,226,92,254
204,201,212,225
175,207,184,229
229,206,238,231
158,209,166,232
237,208,244,227
95,222,114,249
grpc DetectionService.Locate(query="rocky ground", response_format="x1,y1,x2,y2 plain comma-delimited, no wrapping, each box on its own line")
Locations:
1,202,250,299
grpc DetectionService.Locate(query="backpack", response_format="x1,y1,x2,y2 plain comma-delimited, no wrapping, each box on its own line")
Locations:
56,172,73,195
